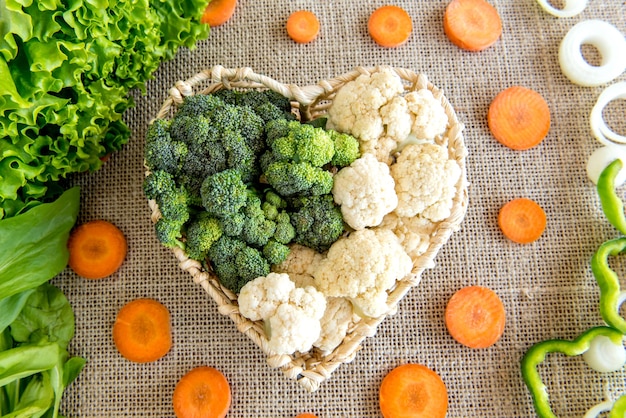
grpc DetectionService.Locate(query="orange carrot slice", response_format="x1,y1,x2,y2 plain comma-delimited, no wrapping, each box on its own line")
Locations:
173,366,232,418
488,86,551,150
112,298,172,363
368,5,413,48
295,414,319,418
443,0,502,51
379,363,448,418
445,286,506,349
498,198,547,244
201,0,237,26
286,10,320,44
68,219,127,279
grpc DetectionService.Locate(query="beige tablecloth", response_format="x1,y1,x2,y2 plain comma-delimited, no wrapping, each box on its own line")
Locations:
55,0,626,416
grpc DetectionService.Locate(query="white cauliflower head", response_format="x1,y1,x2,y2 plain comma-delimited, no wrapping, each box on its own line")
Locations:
405,89,449,140
332,153,398,230
391,143,461,222
379,212,437,261
314,297,355,355
313,228,413,318
238,272,327,355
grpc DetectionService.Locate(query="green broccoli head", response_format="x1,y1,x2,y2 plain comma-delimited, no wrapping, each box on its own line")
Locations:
143,170,176,201
176,94,224,118
208,235,270,293
329,130,361,167
239,191,277,247
144,170,190,224
221,129,257,183
201,169,248,218
264,161,333,197
144,119,188,174
273,211,296,244
268,121,334,167
185,213,223,261
154,217,185,249
262,239,291,265
288,194,345,252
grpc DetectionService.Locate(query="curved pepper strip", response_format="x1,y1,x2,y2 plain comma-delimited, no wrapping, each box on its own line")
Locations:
521,326,625,418
610,394,626,418
597,159,626,235
591,237,626,333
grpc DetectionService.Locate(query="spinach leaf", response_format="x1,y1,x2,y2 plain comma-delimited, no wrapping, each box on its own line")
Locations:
0,187,79,300
0,290,34,335
0,343,61,387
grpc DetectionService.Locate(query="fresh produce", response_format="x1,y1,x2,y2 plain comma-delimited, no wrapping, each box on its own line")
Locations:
497,198,547,244
596,159,626,236
173,366,231,418
367,5,413,48
559,20,626,87
0,0,209,219
379,363,448,418
112,298,172,363
586,146,626,186
443,0,502,52
68,220,128,280
487,86,551,151
0,187,83,417
202,0,238,26
591,238,626,335
534,0,587,18
585,395,626,418
286,10,321,44
295,414,319,418
444,285,505,349
590,82,626,147
144,90,360,293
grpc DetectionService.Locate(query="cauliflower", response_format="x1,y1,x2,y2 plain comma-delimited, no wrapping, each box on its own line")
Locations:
379,212,437,261
314,297,356,354
332,153,398,230
313,228,412,318
405,89,449,140
238,272,326,354
391,143,461,222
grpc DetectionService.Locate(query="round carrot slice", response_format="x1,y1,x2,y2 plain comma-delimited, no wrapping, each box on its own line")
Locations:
112,298,172,363
286,10,320,44
173,366,232,418
445,286,506,349
443,0,502,51
498,198,547,244
368,5,413,48
488,86,551,150
68,219,127,279
379,363,448,418
201,0,237,26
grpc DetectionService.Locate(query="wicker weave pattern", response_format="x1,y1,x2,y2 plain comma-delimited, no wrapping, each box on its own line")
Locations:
147,65,468,392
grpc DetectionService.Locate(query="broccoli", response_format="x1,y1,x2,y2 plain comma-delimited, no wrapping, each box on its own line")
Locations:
262,239,291,265
239,192,277,247
201,169,248,218
175,94,224,118
144,119,188,174
266,120,334,166
154,218,185,248
273,211,296,244
185,213,223,261
144,170,190,248
213,89,295,123
288,194,345,252
208,235,270,293
328,130,361,167
264,161,333,197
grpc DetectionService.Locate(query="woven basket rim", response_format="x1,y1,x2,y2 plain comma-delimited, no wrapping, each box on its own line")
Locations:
146,65,469,392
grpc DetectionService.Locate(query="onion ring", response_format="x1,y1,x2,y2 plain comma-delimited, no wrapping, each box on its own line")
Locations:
584,400,614,418
590,82,626,146
535,0,587,18
559,20,626,87
586,145,626,186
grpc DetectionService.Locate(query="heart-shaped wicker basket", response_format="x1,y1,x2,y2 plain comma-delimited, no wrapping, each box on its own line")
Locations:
146,65,468,392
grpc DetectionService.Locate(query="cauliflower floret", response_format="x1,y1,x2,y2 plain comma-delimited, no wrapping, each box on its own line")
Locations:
332,153,398,230
327,68,405,142
314,297,355,354
379,212,437,260
313,228,412,318
405,89,449,140
380,96,412,141
272,243,324,277
238,272,327,355
391,143,461,222
359,135,398,165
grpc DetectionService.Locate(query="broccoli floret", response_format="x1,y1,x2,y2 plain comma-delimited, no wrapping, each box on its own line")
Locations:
273,211,296,244
201,169,248,218
264,161,333,197
144,119,188,174
328,130,361,167
154,218,185,248
144,170,190,248
268,121,334,167
264,118,291,146
208,235,270,293
262,239,291,265
143,170,176,201
221,129,257,183
213,89,294,123
261,190,287,220
240,192,276,247
185,213,223,261
288,194,345,252
176,94,224,118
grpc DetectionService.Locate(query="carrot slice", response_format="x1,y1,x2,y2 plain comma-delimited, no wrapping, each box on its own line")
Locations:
112,298,172,363
201,0,237,26
443,0,502,51
498,198,547,244
173,366,232,418
487,86,551,150
379,363,448,418
368,5,413,48
295,414,319,418
286,10,320,44
68,219,127,279
445,286,506,349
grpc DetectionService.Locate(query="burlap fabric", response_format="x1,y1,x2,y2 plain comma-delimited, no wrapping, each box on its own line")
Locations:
54,0,626,416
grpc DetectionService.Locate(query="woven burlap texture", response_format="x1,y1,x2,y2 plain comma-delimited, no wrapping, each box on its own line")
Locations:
53,0,626,416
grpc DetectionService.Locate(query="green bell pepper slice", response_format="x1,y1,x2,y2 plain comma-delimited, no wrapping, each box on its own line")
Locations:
591,237,626,333
597,159,626,236
521,326,625,418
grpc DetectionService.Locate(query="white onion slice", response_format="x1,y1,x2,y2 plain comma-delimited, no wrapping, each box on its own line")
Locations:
590,82,626,146
559,20,626,87
582,334,626,373
584,400,614,418
535,0,587,18
586,146,626,186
